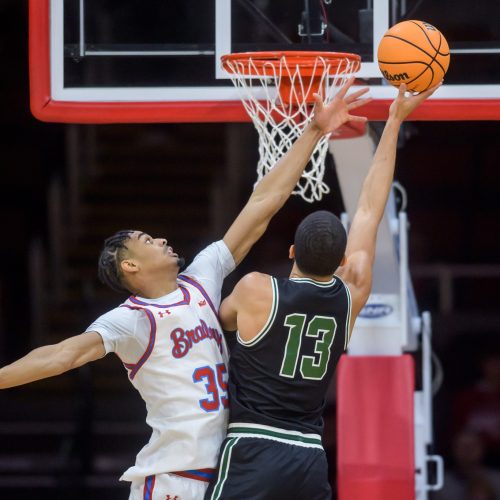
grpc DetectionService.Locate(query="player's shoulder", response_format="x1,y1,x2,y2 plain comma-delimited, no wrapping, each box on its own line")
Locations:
237,271,272,290
233,272,273,302
232,273,274,313
87,299,151,339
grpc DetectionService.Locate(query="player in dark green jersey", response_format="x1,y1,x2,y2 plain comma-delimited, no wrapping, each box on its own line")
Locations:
206,82,442,500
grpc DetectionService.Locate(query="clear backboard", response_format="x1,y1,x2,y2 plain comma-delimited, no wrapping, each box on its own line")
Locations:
30,0,500,123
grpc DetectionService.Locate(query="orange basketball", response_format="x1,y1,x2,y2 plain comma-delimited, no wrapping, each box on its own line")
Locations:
377,20,450,93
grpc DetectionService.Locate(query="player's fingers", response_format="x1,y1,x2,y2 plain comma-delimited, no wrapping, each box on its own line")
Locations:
410,81,442,107
398,83,407,97
313,93,324,111
347,96,373,110
336,76,356,99
347,114,368,122
420,80,443,99
345,87,370,103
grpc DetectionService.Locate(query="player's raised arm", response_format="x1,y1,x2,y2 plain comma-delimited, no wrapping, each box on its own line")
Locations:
337,83,441,315
0,332,105,389
223,77,371,266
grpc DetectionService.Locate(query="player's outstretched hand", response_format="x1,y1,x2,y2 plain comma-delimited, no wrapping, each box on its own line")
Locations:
311,77,371,135
389,81,442,123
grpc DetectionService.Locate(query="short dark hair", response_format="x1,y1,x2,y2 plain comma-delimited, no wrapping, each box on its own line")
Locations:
293,210,347,276
97,230,134,294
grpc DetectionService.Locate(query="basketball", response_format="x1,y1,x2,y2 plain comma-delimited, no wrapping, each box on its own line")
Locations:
377,20,450,93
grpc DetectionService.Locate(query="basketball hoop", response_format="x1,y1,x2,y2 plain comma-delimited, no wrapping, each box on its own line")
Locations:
221,51,361,202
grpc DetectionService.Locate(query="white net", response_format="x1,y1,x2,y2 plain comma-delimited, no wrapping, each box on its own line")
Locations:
222,52,360,203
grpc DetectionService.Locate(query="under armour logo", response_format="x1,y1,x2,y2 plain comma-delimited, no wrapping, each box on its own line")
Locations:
198,300,206,307
158,310,171,318
166,495,179,500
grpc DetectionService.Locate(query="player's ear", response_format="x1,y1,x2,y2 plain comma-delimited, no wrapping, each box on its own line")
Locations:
289,245,295,260
121,259,140,275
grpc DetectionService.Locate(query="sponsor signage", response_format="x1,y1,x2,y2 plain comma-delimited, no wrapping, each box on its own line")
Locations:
359,303,394,319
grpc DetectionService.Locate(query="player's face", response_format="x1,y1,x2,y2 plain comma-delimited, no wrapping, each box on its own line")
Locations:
126,231,183,272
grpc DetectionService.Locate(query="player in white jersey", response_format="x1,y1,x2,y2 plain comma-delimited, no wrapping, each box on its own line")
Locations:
0,78,370,499
89,241,235,498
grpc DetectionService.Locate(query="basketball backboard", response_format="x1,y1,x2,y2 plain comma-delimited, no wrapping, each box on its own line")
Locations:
30,0,500,123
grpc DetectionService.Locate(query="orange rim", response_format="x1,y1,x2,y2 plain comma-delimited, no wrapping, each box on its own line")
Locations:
221,51,361,77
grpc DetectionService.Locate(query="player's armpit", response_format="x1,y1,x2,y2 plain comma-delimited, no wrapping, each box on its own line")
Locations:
0,332,106,389
219,293,239,332
336,251,373,319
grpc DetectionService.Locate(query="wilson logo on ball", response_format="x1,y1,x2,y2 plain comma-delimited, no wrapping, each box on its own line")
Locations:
423,22,437,31
382,70,409,82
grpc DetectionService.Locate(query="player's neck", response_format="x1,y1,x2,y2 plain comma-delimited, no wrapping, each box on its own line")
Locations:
133,275,179,299
289,263,333,282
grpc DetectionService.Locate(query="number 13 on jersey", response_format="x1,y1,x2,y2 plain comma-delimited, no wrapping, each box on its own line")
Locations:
280,314,337,380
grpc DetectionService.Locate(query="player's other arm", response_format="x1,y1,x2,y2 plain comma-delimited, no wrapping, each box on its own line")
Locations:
223,78,371,266
0,332,105,389
337,83,441,317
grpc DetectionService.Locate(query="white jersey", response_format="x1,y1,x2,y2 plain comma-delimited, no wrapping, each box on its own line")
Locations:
86,241,235,482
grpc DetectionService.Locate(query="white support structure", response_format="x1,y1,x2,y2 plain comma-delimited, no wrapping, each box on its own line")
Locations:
329,128,443,498
415,312,444,498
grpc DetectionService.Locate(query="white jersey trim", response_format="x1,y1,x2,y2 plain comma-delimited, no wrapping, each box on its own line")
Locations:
333,274,352,349
236,276,278,347
227,422,323,449
289,277,337,287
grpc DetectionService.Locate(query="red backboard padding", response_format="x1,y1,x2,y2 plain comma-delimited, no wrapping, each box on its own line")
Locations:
337,355,415,500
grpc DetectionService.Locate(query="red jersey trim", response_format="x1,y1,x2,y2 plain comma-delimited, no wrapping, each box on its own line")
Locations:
171,468,216,483
143,475,155,499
